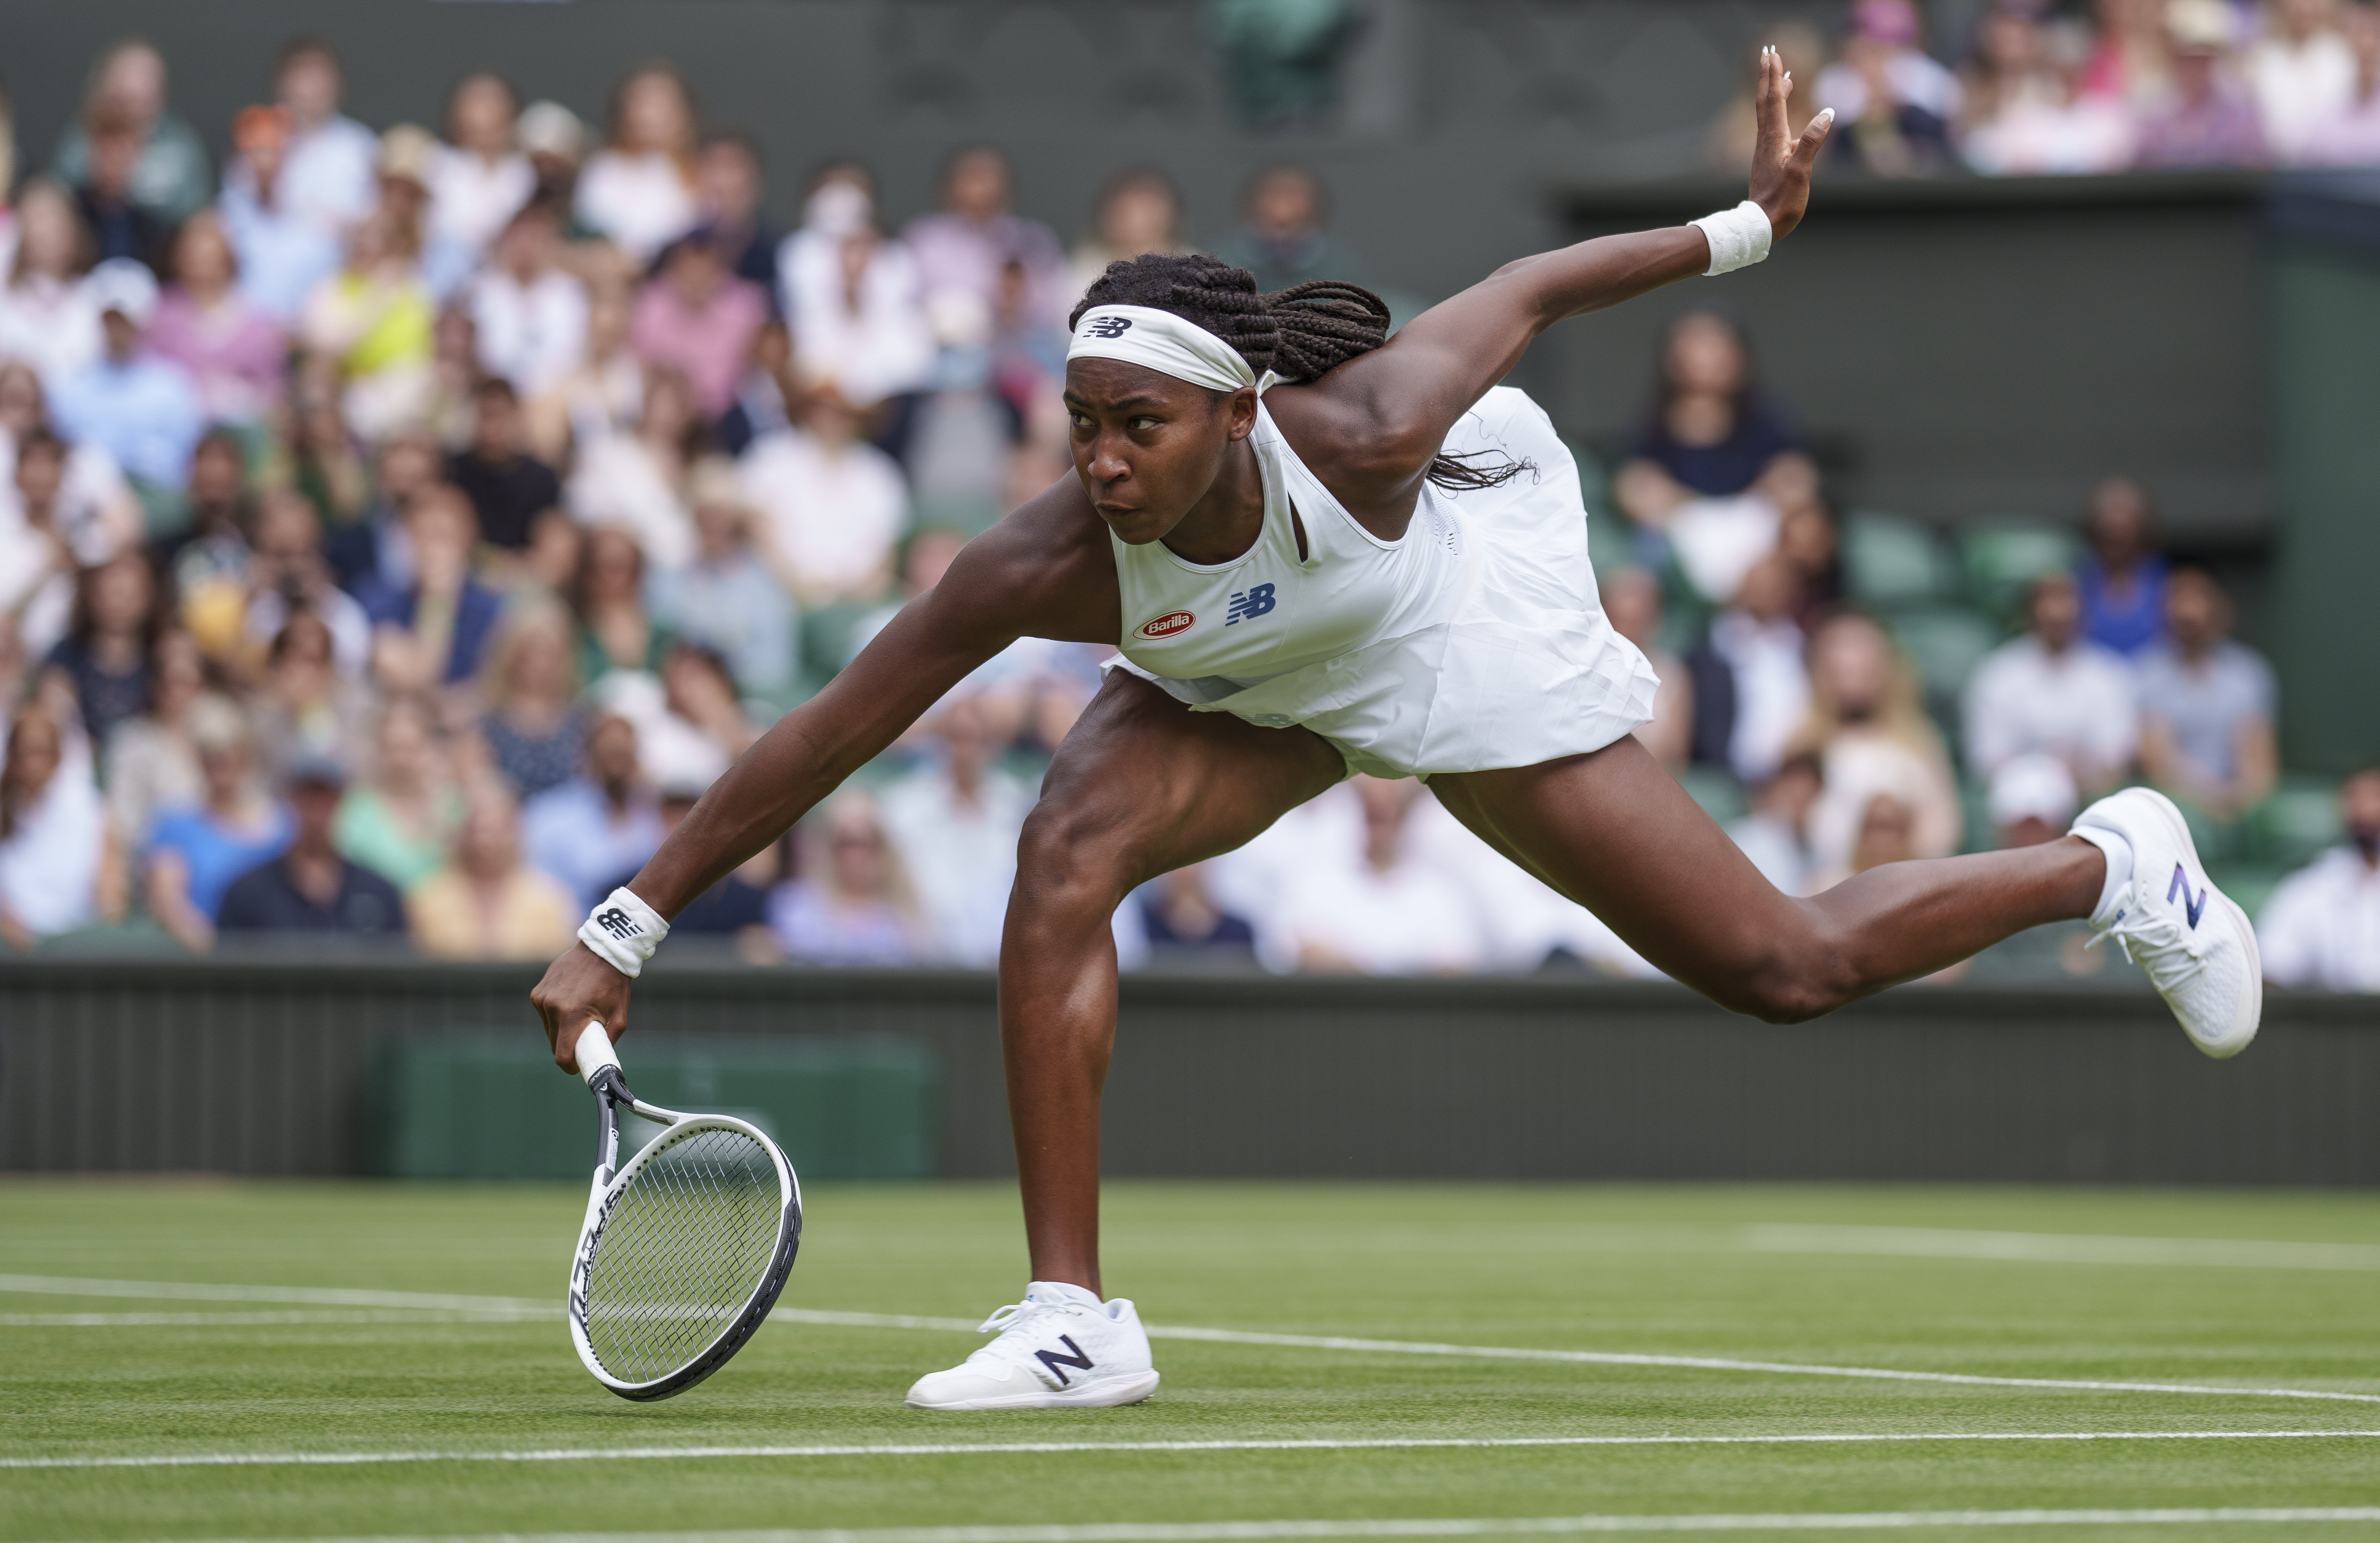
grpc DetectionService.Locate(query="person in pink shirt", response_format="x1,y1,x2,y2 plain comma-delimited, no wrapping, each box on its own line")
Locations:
147,211,289,425
626,227,765,421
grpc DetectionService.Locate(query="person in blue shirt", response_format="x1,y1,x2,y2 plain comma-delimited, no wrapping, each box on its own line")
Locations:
354,485,504,687
144,696,292,953
218,106,341,325
48,259,204,497
2073,475,2167,657
520,712,663,911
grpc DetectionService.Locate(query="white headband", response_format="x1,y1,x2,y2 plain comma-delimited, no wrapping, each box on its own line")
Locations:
1066,304,1279,396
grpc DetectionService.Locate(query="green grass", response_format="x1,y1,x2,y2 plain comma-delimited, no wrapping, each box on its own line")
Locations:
5,1180,2379,1541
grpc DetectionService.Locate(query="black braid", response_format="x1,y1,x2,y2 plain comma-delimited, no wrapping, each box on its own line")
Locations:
1071,255,1531,492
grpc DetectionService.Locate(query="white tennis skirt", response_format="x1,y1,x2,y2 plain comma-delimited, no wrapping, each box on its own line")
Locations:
1111,412,1661,781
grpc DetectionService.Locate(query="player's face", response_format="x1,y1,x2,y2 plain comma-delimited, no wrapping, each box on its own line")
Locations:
1063,359,1254,546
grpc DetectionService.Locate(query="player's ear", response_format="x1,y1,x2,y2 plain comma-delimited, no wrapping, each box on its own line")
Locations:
1224,385,1259,441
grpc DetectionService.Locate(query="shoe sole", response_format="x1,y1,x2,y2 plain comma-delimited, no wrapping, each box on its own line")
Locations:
905,1369,1161,1411
2095,788,2260,1059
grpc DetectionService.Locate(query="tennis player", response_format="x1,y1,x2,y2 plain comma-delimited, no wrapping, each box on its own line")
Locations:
534,52,2258,1411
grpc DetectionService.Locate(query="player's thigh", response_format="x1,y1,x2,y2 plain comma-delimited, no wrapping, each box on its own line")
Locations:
1430,735,1825,1005
1022,670,1348,900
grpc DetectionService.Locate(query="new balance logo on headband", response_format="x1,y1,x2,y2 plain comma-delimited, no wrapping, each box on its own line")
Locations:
593,907,643,941
1084,315,1133,339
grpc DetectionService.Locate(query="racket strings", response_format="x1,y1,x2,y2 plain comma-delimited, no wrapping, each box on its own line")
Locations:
582,1126,782,1384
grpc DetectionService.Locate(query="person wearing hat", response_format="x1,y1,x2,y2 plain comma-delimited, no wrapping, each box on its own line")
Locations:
2137,0,2269,166
215,751,407,941
217,104,341,324
373,123,474,303
47,257,203,503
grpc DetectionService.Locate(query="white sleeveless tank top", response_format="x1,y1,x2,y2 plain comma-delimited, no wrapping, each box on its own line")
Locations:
1111,403,1471,700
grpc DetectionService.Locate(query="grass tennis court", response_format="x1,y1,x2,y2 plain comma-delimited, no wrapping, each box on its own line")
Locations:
5,1180,2379,1541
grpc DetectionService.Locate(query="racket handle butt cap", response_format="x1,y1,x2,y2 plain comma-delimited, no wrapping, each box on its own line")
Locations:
574,1022,621,1085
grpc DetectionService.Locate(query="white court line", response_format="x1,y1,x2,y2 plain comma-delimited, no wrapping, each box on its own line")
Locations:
6,1428,2379,1471
57,1507,2380,1540
0,1310,544,1327
1742,1226,2380,1272
7,1274,2377,1406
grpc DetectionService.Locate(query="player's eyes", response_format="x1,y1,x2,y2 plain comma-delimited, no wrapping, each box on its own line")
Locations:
1129,416,1160,431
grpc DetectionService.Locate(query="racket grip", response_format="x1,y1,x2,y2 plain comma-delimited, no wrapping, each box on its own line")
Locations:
574,1021,622,1085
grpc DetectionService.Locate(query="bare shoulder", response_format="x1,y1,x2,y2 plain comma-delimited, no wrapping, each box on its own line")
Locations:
925,474,1122,648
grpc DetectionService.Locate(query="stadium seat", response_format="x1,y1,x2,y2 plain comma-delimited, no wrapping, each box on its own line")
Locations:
2205,861,2291,924
1881,603,2003,706
2246,776,2344,868
1673,763,1747,824
1842,511,1959,607
1959,522,2081,623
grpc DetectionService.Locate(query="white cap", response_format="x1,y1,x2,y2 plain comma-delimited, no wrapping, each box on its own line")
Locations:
1988,752,2080,830
86,259,159,327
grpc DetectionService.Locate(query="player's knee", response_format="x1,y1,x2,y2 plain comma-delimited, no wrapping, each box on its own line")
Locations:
1012,800,1136,918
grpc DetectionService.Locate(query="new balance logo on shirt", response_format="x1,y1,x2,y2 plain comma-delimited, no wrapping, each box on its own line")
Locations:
594,908,643,940
1034,1334,1096,1386
2167,863,2207,929
1225,582,1277,625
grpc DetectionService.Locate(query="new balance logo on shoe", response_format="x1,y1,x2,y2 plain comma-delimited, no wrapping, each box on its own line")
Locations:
1225,583,1277,625
1034,1334,1095,1386
593,908,642,940
2167,863,2207,929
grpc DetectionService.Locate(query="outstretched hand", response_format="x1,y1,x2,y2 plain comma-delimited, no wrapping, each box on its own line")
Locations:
1748,45,1832,241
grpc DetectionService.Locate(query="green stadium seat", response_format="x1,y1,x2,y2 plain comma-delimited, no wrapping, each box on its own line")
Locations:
2246,776,2344,868
1842,511,1959,607
1960,522,2081,623
1881,603,2003,705
799,602,884,679
1674,763,1747,824
2205,862,2292,924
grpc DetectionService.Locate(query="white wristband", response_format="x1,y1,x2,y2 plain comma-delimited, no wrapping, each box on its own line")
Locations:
1690,200,1773,277
578,886,669,978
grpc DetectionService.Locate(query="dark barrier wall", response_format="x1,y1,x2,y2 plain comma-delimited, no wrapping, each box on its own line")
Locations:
4,960,2375,1185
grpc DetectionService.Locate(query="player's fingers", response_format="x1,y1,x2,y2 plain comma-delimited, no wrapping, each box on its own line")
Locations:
1753,47,1780,151
1792,106,1836,171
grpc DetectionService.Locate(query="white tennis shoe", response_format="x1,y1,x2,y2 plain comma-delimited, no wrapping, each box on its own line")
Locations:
2073,787,2260,1059
904,1281,1160,1410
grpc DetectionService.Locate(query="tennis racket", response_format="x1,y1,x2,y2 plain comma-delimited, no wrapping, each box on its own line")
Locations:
565,1022,802,1401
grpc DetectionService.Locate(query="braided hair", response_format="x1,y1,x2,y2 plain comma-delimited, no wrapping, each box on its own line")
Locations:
1070,254,1528,492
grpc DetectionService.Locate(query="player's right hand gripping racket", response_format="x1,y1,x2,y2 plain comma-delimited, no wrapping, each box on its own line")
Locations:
567,1022,802,1401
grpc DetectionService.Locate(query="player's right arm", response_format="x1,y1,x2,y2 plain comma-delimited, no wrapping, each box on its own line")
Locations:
531,477,1121,1070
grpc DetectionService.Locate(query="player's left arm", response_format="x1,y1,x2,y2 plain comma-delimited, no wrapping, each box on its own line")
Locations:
1308,49,1830,497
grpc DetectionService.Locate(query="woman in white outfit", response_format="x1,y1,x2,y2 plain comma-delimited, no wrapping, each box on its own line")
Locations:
532,54,2260,1411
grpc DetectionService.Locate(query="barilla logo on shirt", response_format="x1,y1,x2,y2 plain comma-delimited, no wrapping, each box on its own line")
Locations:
1137,610,1196,640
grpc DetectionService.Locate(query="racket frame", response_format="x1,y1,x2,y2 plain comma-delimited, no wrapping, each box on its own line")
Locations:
565,1023,802,1401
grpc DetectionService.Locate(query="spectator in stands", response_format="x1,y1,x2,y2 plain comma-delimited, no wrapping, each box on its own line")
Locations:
324,429,436,594
145,694,291,953
525,281,641,465
694,130,778,290
1687,553,1810,785
2136,0,2269,167
518,100,588,220
261,39,379,237
217,752,406,941
7,432,105,662
474,599,583,801
630,227,768,419
1067,168,1190,299
1138,863,1257,957
651,458,794,698
2250,0,2357,162
716,316,794,457
2305,1,2380,163
905,146,1069,335
568,369,699,570
2257,767,2380,991
742,383,910,604
449,377,561,553
43,545,157,758
51,260,201,499
880,694,1031,965
521,710,662,910
2081,0,2176,108
0,364,143,552
2136,567,2277,820
768,790,925,965
359,486,504,691
1961,572,2137,791
568,524,672,683
2074,476,2166,656
218,106,340,325
1215,165,1363,292
408,783,577,960
0,706,109,947
428,72,532,257
301,208,435,441
1600,566,1689,771
1728,751,1825,898
778,163,934,411
599,770,774,947
575,65,700,266
1789,611,1961,883
469,202,588,399
51,40,211,229
1816,0,1959,176
1987,751,2081,851
73,104,171,274
1274,776,1484,974
0,179,101,386
249,607,369,787
1961,15,2138,175
157,430,253,665
243,489,372,679
103,629,204,859
333,694,461,891
619,641,756,791
149,212,286,424
1778,501,1845,629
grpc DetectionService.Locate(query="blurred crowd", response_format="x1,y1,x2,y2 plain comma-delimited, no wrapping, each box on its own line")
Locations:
1710,0,2380,176
0,25,2369,991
